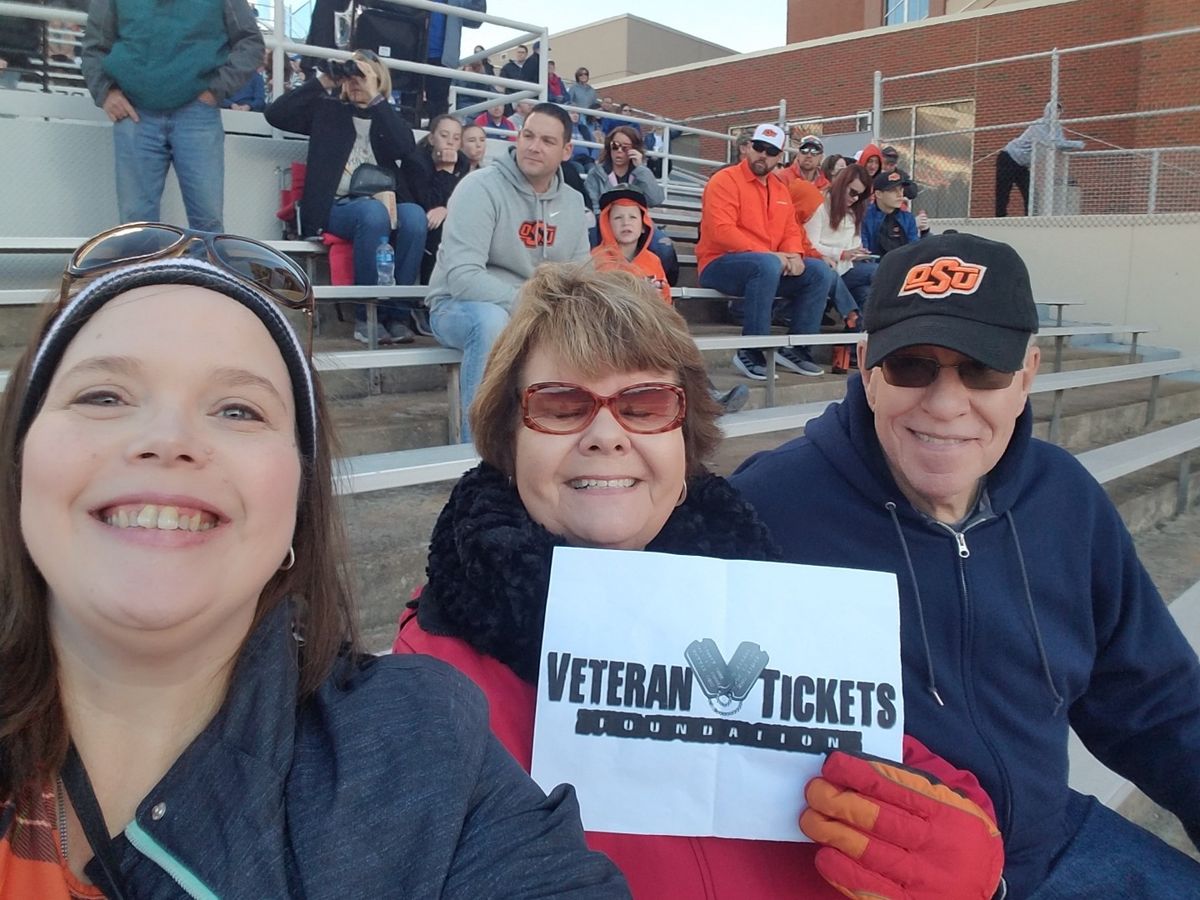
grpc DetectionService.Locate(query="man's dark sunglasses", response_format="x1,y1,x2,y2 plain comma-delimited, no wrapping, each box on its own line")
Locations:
61,223,315,354
751,140,782,157
798,146,823,155
878,355,1017,390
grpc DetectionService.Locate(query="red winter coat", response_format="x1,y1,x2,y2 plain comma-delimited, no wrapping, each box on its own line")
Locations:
394,611,997,900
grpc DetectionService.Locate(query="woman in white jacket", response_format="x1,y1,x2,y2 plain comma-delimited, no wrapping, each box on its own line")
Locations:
805,163,875,372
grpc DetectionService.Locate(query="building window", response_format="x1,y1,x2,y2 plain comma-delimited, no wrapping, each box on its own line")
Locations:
880,99,975,218
884,0,929,26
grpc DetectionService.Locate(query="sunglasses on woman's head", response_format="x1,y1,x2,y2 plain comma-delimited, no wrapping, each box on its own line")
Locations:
750,140,782,157
61,223,315,354
522,382,686,435
878,355,1017,390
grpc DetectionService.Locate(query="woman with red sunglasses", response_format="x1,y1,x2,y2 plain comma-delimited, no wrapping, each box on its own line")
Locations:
394,263,1004,900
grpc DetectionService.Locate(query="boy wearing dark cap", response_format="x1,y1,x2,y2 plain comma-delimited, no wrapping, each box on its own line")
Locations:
733,233,1200,898
880,145,919,201
862,170,929,258
591,185,670,302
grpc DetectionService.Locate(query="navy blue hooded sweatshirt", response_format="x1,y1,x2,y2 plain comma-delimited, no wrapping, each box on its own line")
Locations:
731,374,1200,897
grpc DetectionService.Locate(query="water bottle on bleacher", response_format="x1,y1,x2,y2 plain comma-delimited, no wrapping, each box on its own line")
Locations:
376,239,395,287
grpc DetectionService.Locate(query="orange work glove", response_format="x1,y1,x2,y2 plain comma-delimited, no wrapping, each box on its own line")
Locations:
799,750,1005,900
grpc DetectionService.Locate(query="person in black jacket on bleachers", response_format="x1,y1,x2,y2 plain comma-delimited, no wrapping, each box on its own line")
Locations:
266,50,427,344
405,114,471,284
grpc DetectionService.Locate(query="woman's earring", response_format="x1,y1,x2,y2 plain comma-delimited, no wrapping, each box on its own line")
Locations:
676,480,688,508
280,546,296,571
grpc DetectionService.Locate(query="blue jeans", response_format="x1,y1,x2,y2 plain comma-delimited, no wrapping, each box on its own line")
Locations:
700,252,836,352
326,197,427,324
647,228,679,286
830,259,878,319
429,300,510,443
112,98,224,232
1027,791,1200,899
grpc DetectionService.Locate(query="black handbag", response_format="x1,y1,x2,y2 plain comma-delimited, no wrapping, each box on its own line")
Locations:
347,162,396,197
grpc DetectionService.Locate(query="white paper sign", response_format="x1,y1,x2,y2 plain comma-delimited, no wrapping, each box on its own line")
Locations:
531,547,903,843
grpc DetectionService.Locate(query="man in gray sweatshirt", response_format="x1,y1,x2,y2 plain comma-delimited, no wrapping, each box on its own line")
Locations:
427,102,590,442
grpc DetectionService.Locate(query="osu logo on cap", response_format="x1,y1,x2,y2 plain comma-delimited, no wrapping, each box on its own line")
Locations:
899,256,987,299
761,127,779,138
519,221,557,248
887,172,902,182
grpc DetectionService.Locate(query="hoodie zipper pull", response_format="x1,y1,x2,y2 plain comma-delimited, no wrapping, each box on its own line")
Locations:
954,531,970,559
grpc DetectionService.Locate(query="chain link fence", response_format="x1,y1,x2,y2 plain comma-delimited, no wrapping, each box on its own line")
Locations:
875,26,1200,222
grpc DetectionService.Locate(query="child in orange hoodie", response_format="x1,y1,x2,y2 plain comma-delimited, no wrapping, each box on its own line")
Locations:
591,185,671,303
591,185,749,413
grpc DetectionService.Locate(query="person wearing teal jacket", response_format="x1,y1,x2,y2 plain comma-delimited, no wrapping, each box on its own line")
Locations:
81,0,264,231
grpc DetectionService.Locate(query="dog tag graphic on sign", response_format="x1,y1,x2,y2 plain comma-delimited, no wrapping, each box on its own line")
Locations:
685,638,769,716
726,641,770,701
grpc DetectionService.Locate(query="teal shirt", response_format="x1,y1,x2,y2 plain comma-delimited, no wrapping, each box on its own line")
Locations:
103,0,227,110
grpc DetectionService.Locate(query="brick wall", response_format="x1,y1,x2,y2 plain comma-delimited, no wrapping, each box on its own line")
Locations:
602,0,1199,216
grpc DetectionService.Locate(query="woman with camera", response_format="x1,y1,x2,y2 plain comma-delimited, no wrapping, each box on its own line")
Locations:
266,50,427,344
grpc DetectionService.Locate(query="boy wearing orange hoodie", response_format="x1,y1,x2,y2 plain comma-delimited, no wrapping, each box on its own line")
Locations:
592,185,749,412
591,185,671,302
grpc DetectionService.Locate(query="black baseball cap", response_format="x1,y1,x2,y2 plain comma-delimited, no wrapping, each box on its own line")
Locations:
881,145,899,160
873,170,910,192
599,184,648,211
863,233,1039,372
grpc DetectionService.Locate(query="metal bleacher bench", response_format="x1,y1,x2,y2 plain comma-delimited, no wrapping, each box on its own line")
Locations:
331,356,1200,495
1034,357,1200,442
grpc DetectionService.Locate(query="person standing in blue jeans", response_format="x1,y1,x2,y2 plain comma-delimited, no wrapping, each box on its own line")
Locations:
81,0,264,232
695,123,836,380
266,50,427,344
426,104,590,443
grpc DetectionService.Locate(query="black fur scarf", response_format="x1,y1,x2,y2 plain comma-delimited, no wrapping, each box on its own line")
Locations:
415,462,780,683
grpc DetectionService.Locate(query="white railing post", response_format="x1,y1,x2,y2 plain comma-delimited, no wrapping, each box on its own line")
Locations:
537,29,549,101
873,70,883,143
1043,49,1061,215
1148,149,1161,214
272,0,287,101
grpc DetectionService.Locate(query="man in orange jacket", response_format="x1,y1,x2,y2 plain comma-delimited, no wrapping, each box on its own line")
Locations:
697,123,837,380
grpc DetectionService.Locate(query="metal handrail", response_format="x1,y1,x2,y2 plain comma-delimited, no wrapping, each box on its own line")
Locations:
266,0,548,104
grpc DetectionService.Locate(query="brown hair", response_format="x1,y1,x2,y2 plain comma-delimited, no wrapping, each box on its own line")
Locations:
471,264,720,477
599,125,643,168
0,295,358,804
828,163,871,232
820,153,844,183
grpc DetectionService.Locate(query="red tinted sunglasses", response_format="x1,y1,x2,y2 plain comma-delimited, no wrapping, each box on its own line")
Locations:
522,382,686,435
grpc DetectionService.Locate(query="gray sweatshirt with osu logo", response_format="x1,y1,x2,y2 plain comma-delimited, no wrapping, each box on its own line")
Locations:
426,149,590,313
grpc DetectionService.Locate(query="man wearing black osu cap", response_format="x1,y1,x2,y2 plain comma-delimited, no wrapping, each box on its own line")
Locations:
733,233,1200,896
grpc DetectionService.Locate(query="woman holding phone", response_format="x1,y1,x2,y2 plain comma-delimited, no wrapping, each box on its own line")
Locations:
0,225,627,900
